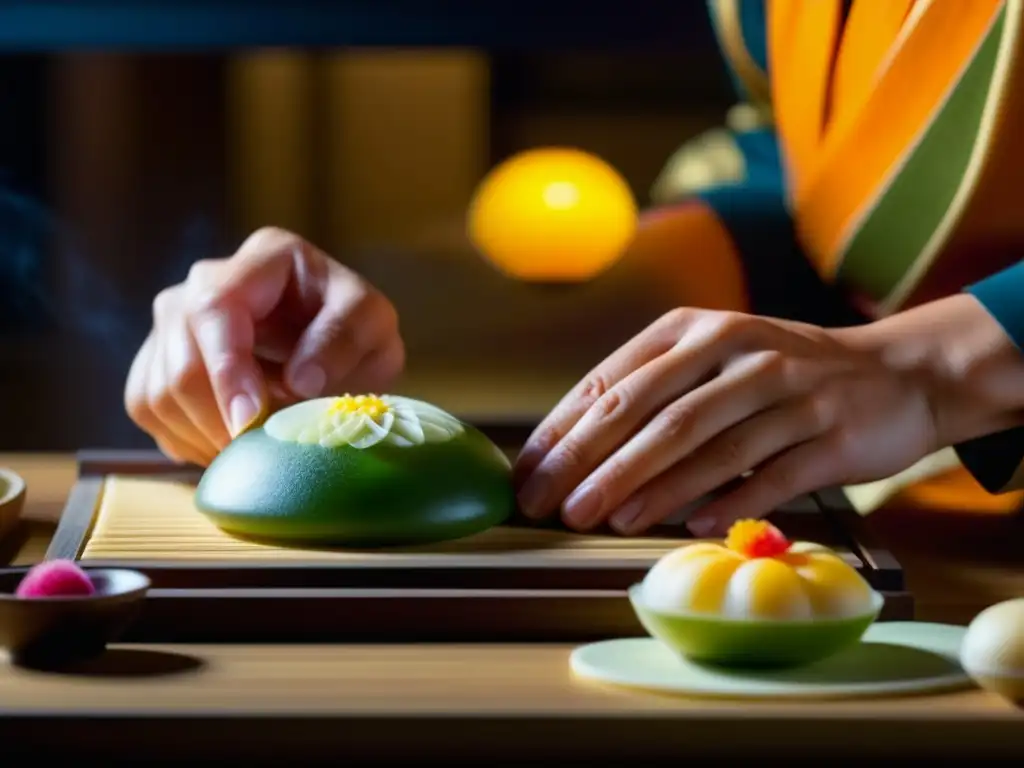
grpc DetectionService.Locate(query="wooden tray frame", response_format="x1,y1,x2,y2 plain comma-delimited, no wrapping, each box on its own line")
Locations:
37,434,914,642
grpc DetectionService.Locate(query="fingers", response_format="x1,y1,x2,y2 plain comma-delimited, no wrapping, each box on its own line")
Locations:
184,229,323,434
515,313,782,522
162,313,233,451
187,292,266,436
124,329,220,466
609,394,834,536
513,309,691,484
207,227,404,403
557,350,808,530
516,327,745,521
209,228,306,319
683,433,841,537
145,334,219,465
284,275,402,399
334,337,407,396
124,226,406,462
125,333,166,451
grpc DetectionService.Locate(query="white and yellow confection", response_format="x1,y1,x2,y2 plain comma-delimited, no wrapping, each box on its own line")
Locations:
264,394,464,450
640,519,877,621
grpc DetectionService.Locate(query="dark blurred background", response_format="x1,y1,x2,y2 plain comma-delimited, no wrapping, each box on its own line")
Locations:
0,9,739,450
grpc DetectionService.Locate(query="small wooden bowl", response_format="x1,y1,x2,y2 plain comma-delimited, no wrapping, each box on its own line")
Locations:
0,567,150,667
0,468,26,540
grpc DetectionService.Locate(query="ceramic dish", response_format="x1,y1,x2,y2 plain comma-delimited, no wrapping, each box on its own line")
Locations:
629,583,885,669
0,567,150,667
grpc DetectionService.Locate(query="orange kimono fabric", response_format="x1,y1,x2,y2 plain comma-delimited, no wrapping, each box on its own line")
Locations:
645,0,1024,514
772,0,1024,513
771,0,1024,315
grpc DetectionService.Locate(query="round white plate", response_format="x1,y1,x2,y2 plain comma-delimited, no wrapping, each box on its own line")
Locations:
570,621,972,700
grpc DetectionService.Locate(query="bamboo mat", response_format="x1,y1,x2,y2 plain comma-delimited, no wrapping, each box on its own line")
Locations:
79,476,694,562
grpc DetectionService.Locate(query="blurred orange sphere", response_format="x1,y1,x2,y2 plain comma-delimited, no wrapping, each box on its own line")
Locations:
467,148,639,282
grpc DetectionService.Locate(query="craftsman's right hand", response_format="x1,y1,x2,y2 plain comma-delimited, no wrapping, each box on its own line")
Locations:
124,227,405,466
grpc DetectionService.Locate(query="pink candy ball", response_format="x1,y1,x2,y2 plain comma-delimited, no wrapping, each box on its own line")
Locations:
15,559,96,598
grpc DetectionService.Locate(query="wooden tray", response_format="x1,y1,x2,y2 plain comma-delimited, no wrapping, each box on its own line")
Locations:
38,439,913,643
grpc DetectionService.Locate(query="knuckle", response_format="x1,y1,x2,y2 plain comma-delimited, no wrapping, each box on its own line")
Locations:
804,391,836,432
591,387,632,426
749,349,787,380
154,437,184,464
597,459,624,488
529,424,563,456
655,402,696,442
186,257,221,285
203,352,242,386
778,356,806,391
184,283,227,318
713,312,753,340
715,436,748,470
151,286,180,322
552,436,588,471
762,461,802,498
659,307,691,329
349,286,377,321
124,390,152,427
166,359,203,400
147,387,177,420
240,226,298,254
318,311,360,352
577,374,611,407
827,427,860,464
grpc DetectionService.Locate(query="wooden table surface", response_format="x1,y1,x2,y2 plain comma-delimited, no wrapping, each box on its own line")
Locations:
1,453,1022,762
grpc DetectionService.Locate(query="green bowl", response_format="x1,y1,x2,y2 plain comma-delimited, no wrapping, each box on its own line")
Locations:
628,584,884,669
195,411,516,547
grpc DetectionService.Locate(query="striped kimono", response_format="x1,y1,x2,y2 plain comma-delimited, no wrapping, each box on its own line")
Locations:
648,0,1024,515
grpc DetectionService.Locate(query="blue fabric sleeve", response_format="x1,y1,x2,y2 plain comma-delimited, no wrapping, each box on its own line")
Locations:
954,261,1024,493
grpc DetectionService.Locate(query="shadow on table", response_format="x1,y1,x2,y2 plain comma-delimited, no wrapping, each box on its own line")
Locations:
16,647,205,678
697,641,963,686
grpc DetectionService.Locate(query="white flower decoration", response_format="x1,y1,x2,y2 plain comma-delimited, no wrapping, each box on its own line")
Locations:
264,394,465,450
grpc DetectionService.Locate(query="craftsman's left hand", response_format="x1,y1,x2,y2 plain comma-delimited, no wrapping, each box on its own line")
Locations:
512,308,942,537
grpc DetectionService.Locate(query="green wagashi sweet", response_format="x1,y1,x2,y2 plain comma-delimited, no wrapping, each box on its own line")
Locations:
194,394,516,546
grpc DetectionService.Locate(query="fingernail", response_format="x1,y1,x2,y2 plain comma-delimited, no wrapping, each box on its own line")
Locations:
687,516,717,538
513,445,546,488
229,394,260,436
512,458,536,489
563,483,601,528
609,497,645,534
516,475,549,519
289,364,326,399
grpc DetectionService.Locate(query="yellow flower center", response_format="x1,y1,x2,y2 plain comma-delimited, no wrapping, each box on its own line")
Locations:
327,394,390,422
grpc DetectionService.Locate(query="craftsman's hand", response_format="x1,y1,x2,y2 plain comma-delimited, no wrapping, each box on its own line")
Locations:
513,307,948,537
124,227,404,466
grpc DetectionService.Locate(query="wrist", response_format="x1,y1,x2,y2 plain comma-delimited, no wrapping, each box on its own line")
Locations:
837,294,1024,447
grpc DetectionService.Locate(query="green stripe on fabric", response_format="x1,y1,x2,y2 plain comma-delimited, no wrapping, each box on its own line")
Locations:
738,0,769,74
834,7,1006,303
707,0,769,100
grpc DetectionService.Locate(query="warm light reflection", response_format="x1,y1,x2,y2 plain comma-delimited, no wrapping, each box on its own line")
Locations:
467,147,639,283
